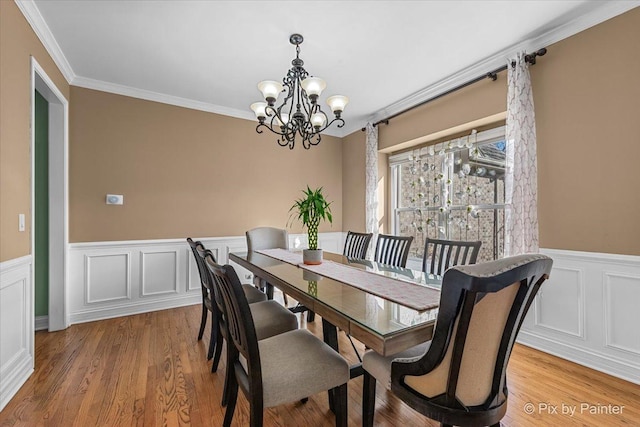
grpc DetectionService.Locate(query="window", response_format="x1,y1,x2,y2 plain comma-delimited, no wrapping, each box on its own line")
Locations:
390,126,506,263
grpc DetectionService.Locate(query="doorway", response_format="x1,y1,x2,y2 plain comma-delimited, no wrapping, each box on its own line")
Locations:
31,58,68,332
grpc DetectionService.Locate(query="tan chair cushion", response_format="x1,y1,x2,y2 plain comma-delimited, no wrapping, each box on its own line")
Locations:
258,329,349,408
362,341,431,390
242,283,268,304
250,300,298,340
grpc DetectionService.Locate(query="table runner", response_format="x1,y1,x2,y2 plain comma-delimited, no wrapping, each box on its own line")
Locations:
255,248,440,312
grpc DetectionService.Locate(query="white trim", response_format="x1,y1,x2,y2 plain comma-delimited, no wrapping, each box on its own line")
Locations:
0,255,33,272
69,294,201,325
365,2,640,130
517,331,640,386
15,0,75,83
31,57,70,332
34,316,48,331
72,76,254,121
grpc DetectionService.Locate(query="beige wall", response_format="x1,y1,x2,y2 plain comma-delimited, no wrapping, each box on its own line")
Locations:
0,1,70,262
534,7,640,255
342,7,640,256
69,87,343,242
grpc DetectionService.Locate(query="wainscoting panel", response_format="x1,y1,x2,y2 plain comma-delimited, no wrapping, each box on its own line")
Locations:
534,266,584,339
140,250,179,296
85,253,130,304
519,249,640,385
0,256,34,412
67,232,345,325
603,272,640,355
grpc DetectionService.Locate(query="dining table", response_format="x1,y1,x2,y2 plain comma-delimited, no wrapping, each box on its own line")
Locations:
229,249,443,379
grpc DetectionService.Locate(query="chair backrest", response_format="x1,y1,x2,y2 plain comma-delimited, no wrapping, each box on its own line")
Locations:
205,257,263,400
391,254,553,412
343,231,373,259
373,234,414,268
246,227,289,251
422,238,482,276
187,238,209,299
196,247,222,312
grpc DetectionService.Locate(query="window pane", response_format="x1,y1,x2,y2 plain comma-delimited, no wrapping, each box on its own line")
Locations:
392,127,506,262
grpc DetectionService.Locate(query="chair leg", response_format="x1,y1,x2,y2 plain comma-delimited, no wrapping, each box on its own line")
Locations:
211,324,224,371
333,383,348,427
249,392,264,427
306,310,315,323
197,303,207,340
207,320,216,360
362,371,376,427
283,292,289,306
220,337,232,406
222,369,238,427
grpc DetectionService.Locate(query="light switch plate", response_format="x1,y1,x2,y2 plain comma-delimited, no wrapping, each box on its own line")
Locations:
18,214,25,231
106,194,124,205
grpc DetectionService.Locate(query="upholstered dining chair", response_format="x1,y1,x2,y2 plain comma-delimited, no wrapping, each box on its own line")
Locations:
362,254,553,427
373,234,414,268
246,227,289,301
191,239,268,360
343,231,373,260
206,257,350,427
422,238,482,276
197,248,297,407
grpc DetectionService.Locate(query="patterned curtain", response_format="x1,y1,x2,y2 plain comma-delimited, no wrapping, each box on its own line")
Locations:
365,123,379,249
505,53,539,256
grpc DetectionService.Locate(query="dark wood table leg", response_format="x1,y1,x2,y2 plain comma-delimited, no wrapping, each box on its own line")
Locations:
322,318,338,413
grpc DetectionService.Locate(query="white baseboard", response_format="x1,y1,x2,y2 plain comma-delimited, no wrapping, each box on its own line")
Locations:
68,294,201,325
517,331,640,385
34,316,48,331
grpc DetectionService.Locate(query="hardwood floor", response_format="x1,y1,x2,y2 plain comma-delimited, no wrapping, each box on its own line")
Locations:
1,303,638,426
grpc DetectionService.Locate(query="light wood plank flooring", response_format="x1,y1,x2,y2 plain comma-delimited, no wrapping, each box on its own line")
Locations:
1,304,638,426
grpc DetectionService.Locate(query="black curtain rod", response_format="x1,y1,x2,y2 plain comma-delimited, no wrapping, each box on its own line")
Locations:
361,48,547,131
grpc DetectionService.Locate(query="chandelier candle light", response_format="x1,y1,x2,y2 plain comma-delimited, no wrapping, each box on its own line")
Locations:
250,33,349,150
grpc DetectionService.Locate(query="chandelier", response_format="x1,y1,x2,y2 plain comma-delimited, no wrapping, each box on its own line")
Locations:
250,34,349,150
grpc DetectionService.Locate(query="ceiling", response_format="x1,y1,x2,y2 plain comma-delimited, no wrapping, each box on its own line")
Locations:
25,1,638,137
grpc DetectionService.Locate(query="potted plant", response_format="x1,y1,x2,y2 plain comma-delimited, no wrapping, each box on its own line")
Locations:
289,186,332,265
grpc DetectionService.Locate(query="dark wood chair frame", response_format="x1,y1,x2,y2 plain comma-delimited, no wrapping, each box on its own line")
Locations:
363,255,553,427
373,234,414,268
422,238,482,276
187,238,216,360
343,231,373,260
207,258,348,427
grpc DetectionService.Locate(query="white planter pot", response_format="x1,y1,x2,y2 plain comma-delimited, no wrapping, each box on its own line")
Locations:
303,249,323,265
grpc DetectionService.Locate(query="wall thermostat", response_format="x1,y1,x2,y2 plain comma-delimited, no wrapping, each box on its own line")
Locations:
106,194,124,205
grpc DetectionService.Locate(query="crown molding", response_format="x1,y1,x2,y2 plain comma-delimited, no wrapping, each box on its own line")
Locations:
14,0,75,83
365,1,640,127
72,76,259,121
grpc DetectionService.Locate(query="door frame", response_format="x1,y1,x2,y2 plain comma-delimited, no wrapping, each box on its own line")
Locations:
30,57,69,331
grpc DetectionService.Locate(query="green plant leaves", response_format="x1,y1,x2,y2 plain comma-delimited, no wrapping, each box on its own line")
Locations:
288,186,333,250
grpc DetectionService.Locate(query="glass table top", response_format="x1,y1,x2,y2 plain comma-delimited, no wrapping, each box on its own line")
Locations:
230,251,442,339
